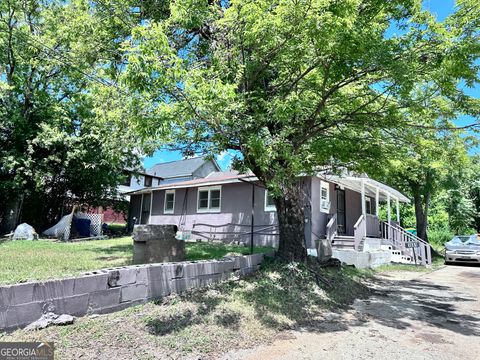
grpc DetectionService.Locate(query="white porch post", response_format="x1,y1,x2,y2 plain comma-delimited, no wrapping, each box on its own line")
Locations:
387,193,391,225
149,190,154,224
396,197,400,224
361,179,366,216
375,188,379,217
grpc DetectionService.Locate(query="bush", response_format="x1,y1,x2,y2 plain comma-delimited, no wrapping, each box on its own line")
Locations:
428,228,453,247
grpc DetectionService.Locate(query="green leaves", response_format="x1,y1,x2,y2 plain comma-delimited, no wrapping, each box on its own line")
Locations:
0,0,143,229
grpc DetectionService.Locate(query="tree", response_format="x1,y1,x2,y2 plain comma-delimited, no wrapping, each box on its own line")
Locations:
383,127,472,241
120,0,479,260
0,0,142,231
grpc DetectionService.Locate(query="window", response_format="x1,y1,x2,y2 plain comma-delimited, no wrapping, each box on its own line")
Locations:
144,176,152,187
122,172,131,186
197,186,222,212
365,198,373,215
264,190,276,211
164,190,175,214
320,181,330,213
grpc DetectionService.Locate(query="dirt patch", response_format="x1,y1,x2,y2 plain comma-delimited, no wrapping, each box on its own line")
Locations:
222,265,480,360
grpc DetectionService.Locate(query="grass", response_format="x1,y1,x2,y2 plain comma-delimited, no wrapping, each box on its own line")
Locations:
0,237,273,285
0,259,373,359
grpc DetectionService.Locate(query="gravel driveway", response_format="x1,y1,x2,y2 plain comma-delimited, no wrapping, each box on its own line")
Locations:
222,265,480,360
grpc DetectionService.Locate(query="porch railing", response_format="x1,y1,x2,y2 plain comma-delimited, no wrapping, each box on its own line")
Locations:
353,214,366,251
381,221,432,265
326,213,337,242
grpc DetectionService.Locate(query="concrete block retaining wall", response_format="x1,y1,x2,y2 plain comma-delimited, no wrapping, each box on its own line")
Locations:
0,253,270,331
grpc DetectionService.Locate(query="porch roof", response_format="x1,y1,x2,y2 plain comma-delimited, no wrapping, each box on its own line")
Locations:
319,175,410,203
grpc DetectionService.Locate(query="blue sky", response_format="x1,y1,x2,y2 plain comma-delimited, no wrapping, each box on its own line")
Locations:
143,0,478,170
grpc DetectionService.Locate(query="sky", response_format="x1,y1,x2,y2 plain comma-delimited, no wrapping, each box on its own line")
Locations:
143,0,478,171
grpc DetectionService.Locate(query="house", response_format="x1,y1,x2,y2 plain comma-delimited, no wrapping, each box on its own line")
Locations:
118,169,164,196
148,156,221,184
128,170,433,267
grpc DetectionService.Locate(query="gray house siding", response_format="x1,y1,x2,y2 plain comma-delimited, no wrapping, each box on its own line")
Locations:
130,175,371,249
133,182,278,247
310,177,335,244
128,195,142,224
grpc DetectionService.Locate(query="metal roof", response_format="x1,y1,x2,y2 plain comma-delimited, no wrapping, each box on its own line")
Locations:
147,156,220,178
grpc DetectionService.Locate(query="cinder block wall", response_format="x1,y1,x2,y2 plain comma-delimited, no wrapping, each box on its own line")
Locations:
0,253,270,331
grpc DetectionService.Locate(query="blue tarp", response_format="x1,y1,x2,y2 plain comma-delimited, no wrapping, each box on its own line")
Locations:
73,216,91,237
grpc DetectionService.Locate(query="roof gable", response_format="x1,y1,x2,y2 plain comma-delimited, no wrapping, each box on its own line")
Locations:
147,156,220,178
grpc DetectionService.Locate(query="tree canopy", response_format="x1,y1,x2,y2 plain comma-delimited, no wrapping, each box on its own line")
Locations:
120,0,480,259
0,0,141,231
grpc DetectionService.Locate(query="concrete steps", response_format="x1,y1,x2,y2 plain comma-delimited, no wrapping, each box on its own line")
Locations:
332,236,355,249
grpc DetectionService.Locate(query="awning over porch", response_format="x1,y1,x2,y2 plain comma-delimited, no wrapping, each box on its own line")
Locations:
319,173,409,223
320,175,409,203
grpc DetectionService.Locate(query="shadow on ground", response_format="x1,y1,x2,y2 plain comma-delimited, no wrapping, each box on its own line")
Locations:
145,259,375,337
356,273,480,336
145,259,480,344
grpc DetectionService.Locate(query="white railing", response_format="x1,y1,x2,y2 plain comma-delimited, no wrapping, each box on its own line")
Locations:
381,221,432,266
353,215,366,251
326,214,337,242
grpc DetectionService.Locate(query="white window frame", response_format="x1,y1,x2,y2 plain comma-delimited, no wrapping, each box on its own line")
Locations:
264,190,276,212
320,181,330,213
164,189,175,214
197,186,222,213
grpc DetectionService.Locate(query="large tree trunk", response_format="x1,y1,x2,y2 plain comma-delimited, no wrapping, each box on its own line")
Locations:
274,182,308,262
413,185,430,242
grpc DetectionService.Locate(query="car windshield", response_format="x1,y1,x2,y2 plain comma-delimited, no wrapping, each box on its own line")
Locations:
465,235,480,245
450,236,471,244
449,235,480,246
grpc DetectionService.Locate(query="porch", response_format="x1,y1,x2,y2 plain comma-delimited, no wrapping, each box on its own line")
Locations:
323,175,432,266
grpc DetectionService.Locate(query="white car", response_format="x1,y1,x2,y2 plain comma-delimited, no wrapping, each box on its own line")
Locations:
445,235,480,265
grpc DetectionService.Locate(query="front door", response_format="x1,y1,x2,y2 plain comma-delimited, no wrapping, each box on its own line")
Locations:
336,189,346,235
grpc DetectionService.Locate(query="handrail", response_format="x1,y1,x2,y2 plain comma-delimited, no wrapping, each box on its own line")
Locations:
391,223,429,246
353,215,366,251
354,214,365,230
381,221,432,265
326,214,337,242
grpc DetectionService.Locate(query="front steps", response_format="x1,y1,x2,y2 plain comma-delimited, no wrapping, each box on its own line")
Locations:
331,235,364,251
331,236,415,268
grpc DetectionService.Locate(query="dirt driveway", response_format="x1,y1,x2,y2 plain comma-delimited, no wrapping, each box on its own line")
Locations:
222,265,480,360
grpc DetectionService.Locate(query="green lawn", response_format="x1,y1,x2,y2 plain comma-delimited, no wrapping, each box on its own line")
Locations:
0,237,273,285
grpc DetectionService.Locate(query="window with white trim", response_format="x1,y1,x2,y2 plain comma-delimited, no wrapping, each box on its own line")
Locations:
164,190,175,214
264,190,276,212
197,186,221,212
320,181,330,213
